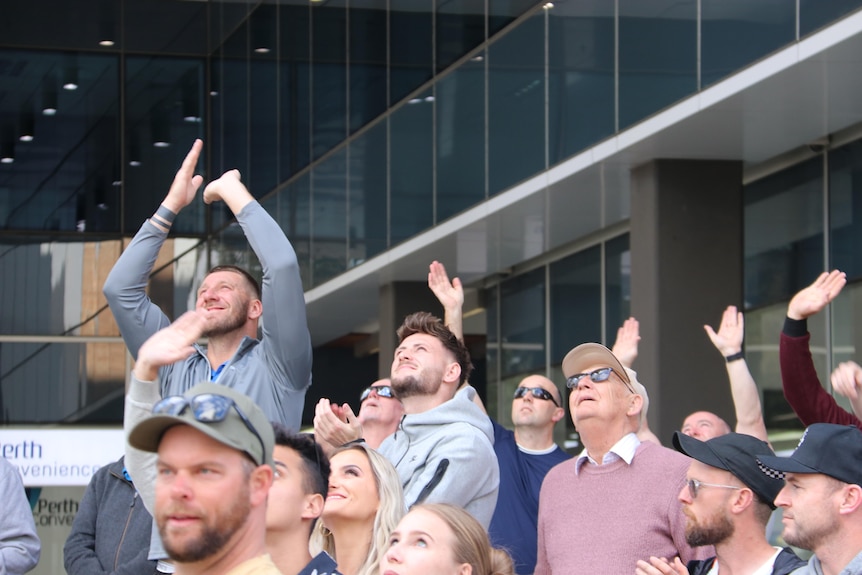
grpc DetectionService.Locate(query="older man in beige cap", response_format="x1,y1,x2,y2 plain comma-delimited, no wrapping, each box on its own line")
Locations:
535,343,710,574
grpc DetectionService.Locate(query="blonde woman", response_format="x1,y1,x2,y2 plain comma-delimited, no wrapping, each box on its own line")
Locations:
381,503,515,575
311,442,405,575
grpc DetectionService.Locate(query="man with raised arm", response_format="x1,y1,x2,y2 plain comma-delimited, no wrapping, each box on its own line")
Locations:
103,140,312,429
780,270,861,429
680,305,769,442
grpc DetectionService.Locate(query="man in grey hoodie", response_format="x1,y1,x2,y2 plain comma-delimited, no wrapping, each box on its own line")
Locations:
377,311,499,528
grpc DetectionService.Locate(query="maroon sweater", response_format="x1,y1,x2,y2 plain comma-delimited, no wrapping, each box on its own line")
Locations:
535,441,712,574
780,317,862,430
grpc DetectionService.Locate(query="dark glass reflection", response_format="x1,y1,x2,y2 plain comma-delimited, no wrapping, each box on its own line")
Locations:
312,149,348,286
800,0,862,38
437,0,486,72
605,234,631,336
618,0,697,130
349,122,388,263
312,3,348,161
550,246,602,362
390,1,433,105
390,91,433,244
829,140,862,281
350,3,388,133
500,267,546,379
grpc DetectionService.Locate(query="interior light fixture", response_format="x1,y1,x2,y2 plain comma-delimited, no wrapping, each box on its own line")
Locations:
0,127,14,164
182,72,201,123
42,75,59,116
543,2,554,8
129,136,142,167
63,64,79,91
18,106,35,142
151,113,171,148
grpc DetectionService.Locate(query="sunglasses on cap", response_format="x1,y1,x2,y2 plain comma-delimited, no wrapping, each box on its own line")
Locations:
152,393,266,462
513,386,560,407
565,367,633,393
359,385,396,403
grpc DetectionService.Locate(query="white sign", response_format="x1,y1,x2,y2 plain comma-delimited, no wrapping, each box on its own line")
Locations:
0,429,125,486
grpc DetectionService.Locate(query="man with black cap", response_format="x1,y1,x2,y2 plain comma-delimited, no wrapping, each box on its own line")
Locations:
758,423,862,575
128,379,279,575
636,432,805,575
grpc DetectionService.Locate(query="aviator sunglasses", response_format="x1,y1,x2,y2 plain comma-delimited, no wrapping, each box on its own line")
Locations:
359,384,396,403
513,386,560,407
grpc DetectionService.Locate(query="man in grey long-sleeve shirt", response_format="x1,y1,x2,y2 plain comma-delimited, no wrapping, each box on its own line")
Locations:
103,139,312,430
0,457,40,574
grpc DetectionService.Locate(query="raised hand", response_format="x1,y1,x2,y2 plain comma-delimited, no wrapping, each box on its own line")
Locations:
163,139,204,213
832,361,862,402
134,310,207,381
314,398,363,454
704,305,744,356
428,260,464,313
787,270,847,320
611,317,640,368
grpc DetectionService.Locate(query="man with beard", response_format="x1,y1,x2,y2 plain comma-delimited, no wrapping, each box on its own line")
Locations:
757,423,862,575
635,432,804,575
127,378,278,575
377,311,499,528
104,139,312,429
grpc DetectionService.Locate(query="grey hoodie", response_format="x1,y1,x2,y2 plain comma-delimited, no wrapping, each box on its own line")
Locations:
378,385,499,528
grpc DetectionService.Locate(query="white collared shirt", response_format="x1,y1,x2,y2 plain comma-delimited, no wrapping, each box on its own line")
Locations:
574,432,640,474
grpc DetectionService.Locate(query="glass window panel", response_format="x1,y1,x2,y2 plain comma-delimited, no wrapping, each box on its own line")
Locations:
312,149,347,285
829,140,862,281
548,2,615,163
488,13,545,195
550,246,602,363
390,0,433,105
489,0,543,36
436,0,486,72
280,5,311,177
830,281,859,416
618,0,697,130
744,157,824,308
500,267,546,379
701,1,795,88
436,55,486,221
272,174,312,291
800,0,862,38
248,4,279,193
605,234,631,336
123,0,208,55
349,122,387,265
390,91,433,244
486,284,500,388
311,3,348,160
349,2,388,133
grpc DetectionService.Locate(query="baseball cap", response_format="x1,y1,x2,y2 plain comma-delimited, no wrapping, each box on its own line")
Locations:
128,382,274,467
673,431,784,508
562,343,630,386
757,423,862,486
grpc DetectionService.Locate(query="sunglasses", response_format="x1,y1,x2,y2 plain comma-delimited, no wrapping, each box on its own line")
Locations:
152,393,266,464
565,367,633,393
513,386,560,407
686,478,741,499
359,385,395,403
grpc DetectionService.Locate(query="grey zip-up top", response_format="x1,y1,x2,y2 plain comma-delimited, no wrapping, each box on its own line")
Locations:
791,550,862,575
103,200,312,429
378,385,499,528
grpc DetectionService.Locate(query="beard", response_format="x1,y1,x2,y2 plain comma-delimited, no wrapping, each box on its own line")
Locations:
158,484,250,563
782,517,836,552
202,303,249,338
684,506,735,547
391,371,441,400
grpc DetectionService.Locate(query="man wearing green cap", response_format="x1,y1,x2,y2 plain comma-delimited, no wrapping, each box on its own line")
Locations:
128,372,279,575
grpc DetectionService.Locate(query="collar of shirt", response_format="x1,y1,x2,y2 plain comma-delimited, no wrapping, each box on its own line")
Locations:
575,432,640,475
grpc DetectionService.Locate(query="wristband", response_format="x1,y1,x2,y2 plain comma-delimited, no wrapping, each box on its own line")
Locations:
153,205,177,226
725,351,745,363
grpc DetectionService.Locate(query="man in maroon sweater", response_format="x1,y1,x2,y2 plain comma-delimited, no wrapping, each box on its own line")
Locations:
780,270,862,430
535,343,710,574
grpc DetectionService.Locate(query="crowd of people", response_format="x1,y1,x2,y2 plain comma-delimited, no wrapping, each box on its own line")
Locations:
3,140,862,575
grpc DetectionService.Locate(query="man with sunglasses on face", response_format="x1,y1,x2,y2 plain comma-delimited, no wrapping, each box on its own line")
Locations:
636,432,804,575
127,380,279,575
313,378,404,453
535,343,712,574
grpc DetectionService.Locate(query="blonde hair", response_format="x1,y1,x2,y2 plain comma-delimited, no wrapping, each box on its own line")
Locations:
412,503,515,575
309,443,405,575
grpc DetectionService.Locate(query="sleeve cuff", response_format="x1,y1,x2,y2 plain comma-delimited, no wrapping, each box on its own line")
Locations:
783,316,808,338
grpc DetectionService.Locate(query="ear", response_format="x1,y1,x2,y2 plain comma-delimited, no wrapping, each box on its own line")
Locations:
838,484,862,516
551,406,565,424
302,492,325,521
442,361,462,386
457,563,472,575
729,487,754,515
248,298,263,320
625,393,644,418
249,464,273,507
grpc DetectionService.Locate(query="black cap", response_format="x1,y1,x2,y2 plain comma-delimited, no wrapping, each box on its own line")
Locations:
673,431,784,509
757,423,862,486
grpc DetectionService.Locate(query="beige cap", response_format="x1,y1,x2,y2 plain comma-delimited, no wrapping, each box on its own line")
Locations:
561,343,630,385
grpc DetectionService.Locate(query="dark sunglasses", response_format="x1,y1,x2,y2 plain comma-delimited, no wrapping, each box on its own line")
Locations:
359,385,395,403
686,478,741,499
513,386,560,407
565,367,633,393
152,393,265,463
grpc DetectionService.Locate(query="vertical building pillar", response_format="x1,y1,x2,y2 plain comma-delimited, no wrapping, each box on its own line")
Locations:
630,159,744,443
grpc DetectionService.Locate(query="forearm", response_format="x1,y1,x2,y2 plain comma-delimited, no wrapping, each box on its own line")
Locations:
726,360,768,441
444,306,463,342
124,374,160,514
